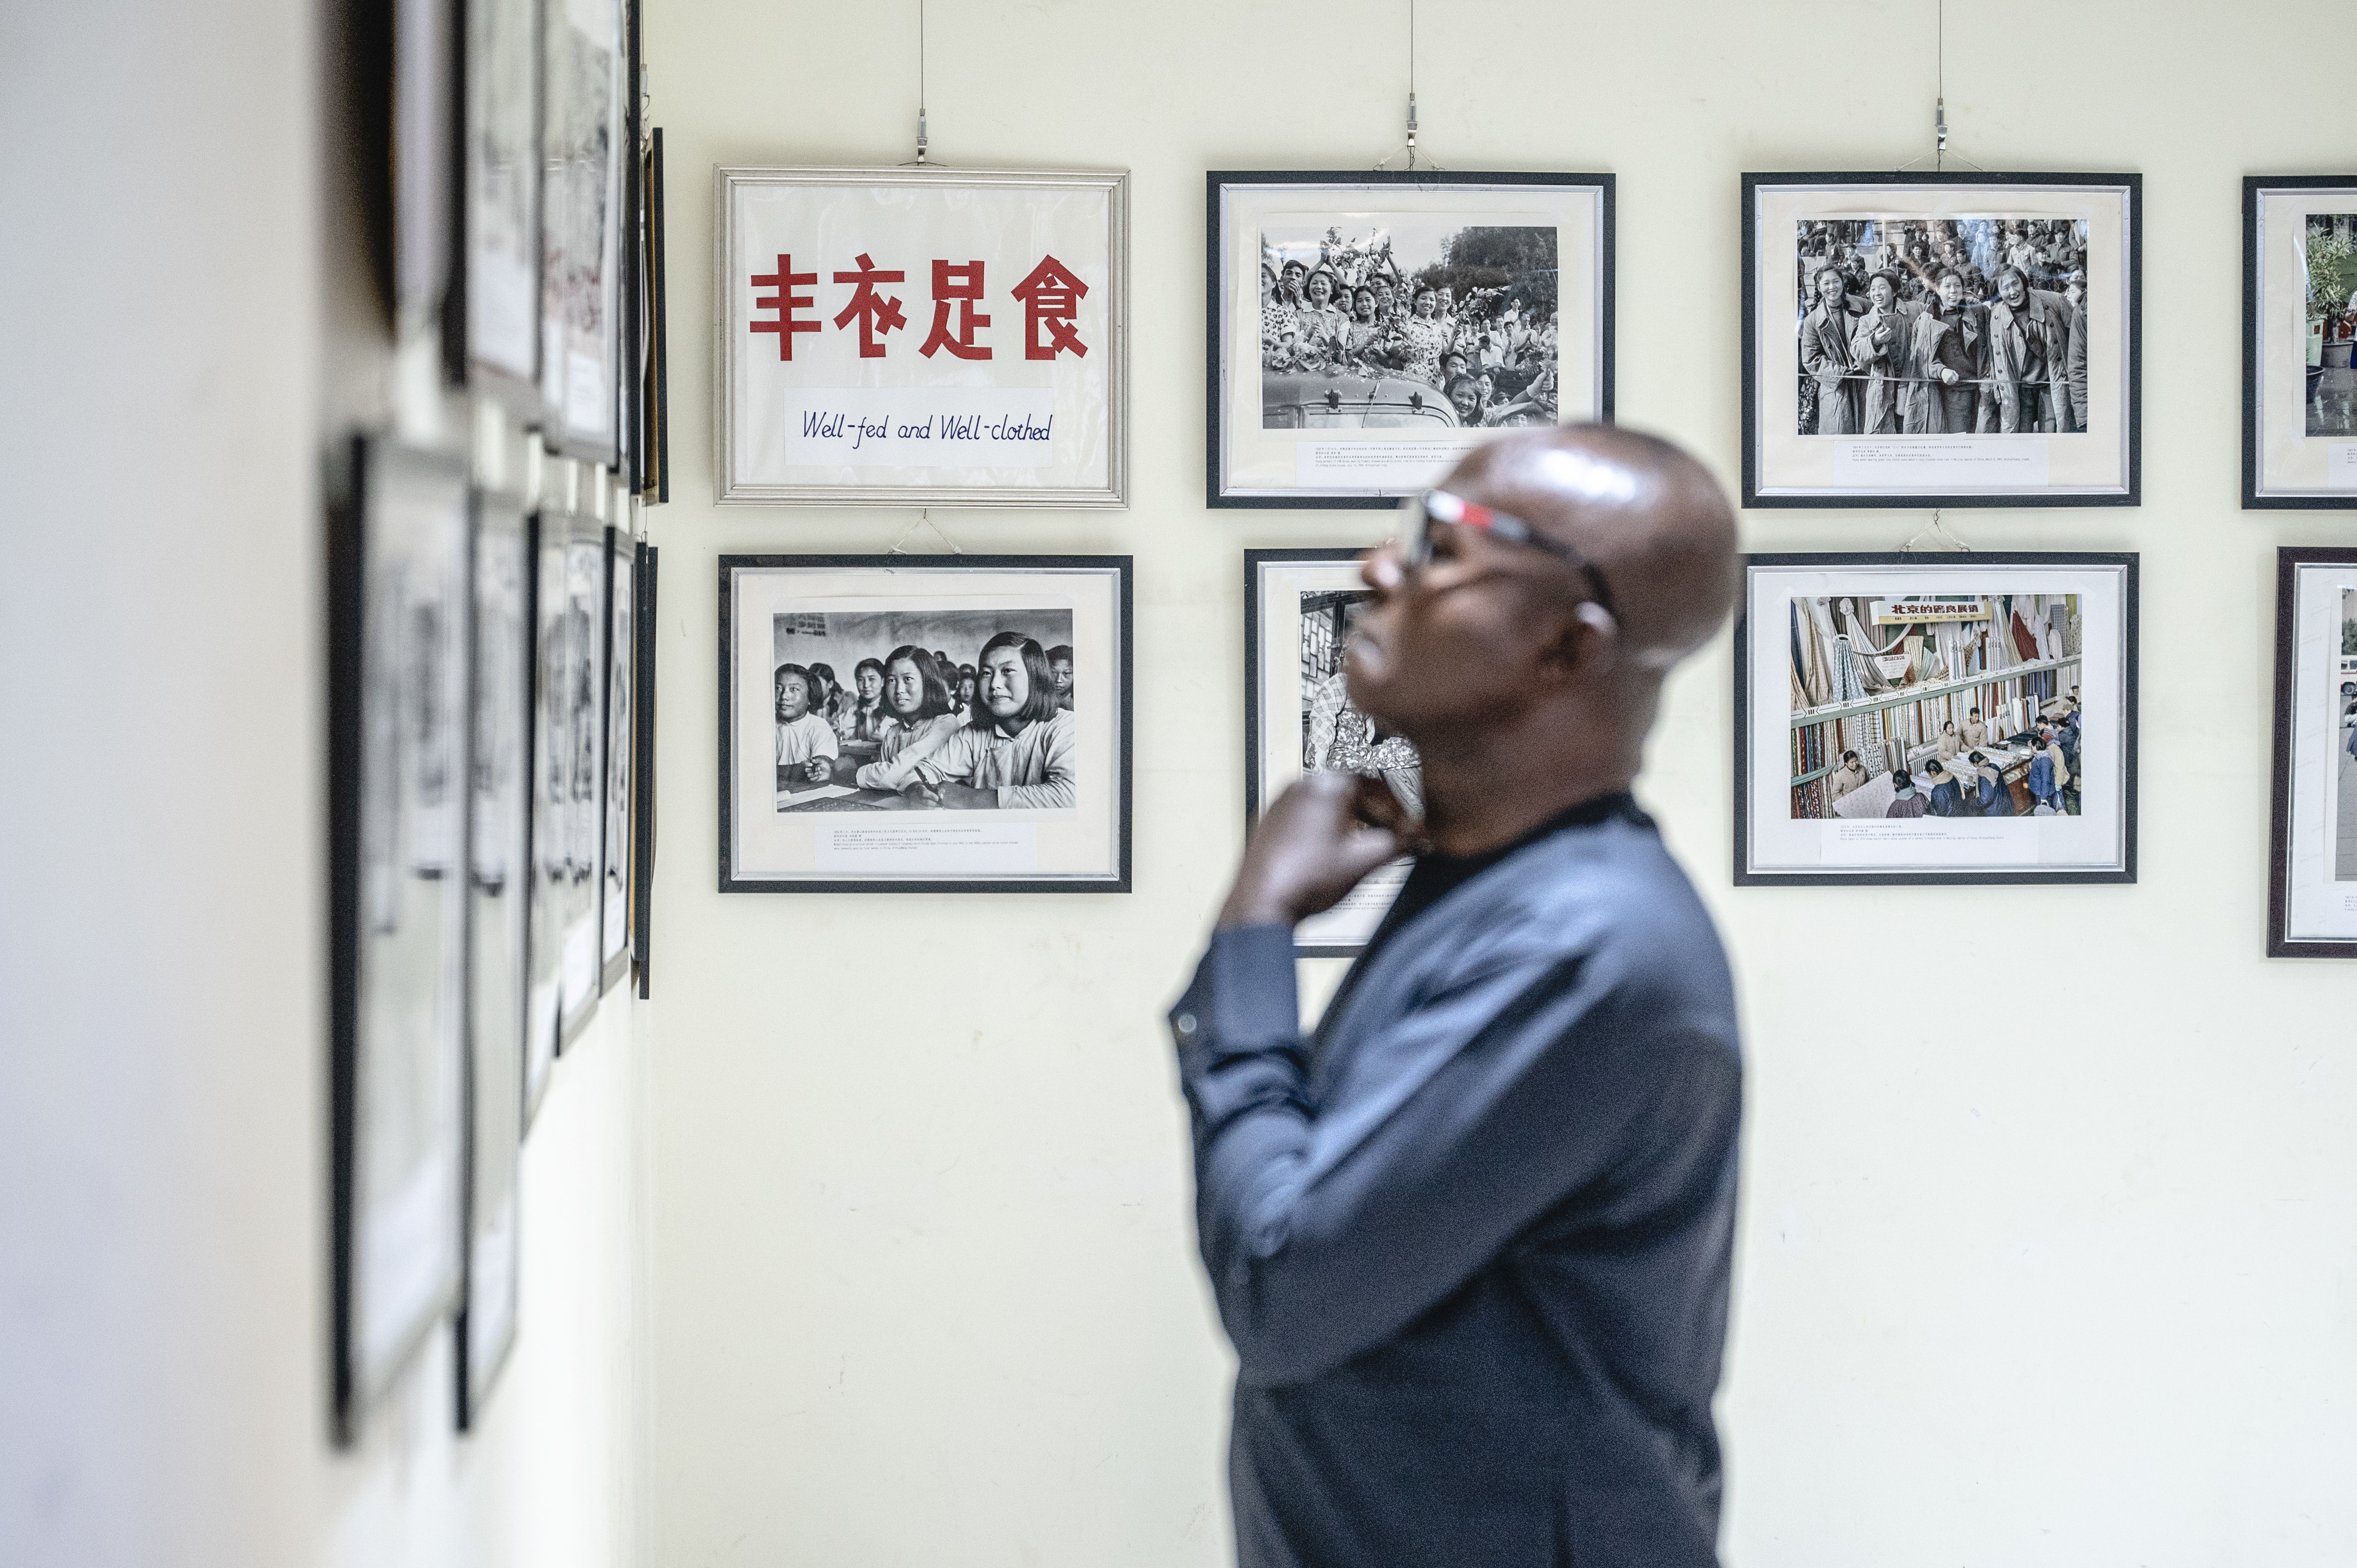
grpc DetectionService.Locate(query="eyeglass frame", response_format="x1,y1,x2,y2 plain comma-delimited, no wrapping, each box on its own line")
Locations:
1395,490,1619,624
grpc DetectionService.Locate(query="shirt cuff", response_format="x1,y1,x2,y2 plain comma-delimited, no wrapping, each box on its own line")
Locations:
1170,924,1298,1058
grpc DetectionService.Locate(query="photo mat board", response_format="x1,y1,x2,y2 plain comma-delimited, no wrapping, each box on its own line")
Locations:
717,165,1129,508
599,524,636,991
457,487,530,1428
329,437,472,1441
1245,549,1416,955
458,0,541,405
2243,179,2357,508
557,503,608,1044
540,0,625,464
1742,173,2140,509
720,556,1132,892
1209,171,1613,508
522,506,567,1124
1736,553,2137,886
2267,549,2357,955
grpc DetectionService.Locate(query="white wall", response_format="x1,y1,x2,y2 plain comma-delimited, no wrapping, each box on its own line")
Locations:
645,1,2357,1564
0,6,652,1567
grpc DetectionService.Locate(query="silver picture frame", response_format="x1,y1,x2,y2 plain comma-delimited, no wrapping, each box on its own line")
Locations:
715,164,1129,508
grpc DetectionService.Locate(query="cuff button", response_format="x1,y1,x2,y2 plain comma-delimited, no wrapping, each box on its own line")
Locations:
1174,1012,1197,1038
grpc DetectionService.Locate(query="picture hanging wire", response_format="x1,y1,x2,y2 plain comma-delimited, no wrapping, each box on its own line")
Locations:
889,510,964,555
1896,0,1983,174
907,0,931,165
1899,509,1974,555
1375,0,1444,172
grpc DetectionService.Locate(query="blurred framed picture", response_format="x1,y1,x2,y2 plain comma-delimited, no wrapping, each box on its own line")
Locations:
1243,548,1410,955
2267,548,2357,955
1735,552,2138,887
1742,172,2140,508
540,0,624,464
599,522,636,992
557,498,608,1043
1207,170,1614,508
455,0,540,406
631,543,657,994
522,501,568,1123
718,555,1132,892
329,437,471,1441
2243,179,2357,508
716,165,1128,507
456,486,530,1429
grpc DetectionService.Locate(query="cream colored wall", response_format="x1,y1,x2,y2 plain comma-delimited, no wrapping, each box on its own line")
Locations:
1,5,652,1567
646,2,2357,1563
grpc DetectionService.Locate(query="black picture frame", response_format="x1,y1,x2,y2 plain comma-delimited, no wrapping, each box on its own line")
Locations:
616,0,641,488
631,543,657,995
640,127,669,503
1733,551,2138,888
2243,177,2357,510
328,435,473,1444
1740,171,2141,510
1205,169,1616,510
455,484,530,1432
717,554,1133,894
521,503,567,1125
2267,547,2357,956
1243,546,1409,959
452,0,542,410
598,524,636,993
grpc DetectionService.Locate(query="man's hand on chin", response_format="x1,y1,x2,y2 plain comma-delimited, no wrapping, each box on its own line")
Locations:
1218,769,1420,931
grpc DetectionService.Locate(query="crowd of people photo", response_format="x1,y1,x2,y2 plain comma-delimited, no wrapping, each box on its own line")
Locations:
1821,699,2084,820
1259,222,1562,429
1794,216,2091,436
772,629,1076,811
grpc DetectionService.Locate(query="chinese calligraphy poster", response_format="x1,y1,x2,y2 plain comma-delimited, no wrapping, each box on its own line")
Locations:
719,167,1128,507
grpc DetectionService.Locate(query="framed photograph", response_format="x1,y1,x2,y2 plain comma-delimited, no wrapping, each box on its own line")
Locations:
2267,548,2357,955
639,126,670,503
1742,172,2140,509
557,502,608,1043
328,437,471,1440
456,0,540,404
715,165,1129,508
540,0,624,464
2244,179,2357,508
522,504,567,1123
1206,169,1613,509
719,555,1132,893
1735,553,2137,887
1244,549,1413,955
631,544,657,994
599,523,637,992
456,487,530,1428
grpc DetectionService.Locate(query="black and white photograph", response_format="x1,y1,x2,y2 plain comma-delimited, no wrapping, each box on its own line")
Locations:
1744,173,2139,508
721,557,1130,892
1256,219,1561,432
2244,182,2357,507
1244,549,1415,955
522,507,568,1123
330,438,472,1440
765,608,1076,814
599,524,636,992
457,488,529,1428
1210,172,1612,508
1789,217,2090,436
2267,549,2357,955
540,0,623,463
1737,553,2136,887
459,0,540,399
558,507,607,1042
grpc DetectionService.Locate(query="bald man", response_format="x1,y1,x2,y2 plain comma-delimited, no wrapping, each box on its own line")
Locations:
1170,425,1743,1568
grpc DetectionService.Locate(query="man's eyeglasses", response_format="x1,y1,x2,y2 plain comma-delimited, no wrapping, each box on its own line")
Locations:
1396,490,1618,623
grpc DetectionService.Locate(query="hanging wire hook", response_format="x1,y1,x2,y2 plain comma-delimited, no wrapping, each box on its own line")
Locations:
1375,0,1445,172
905,0,931,165
1899,508,1973,554
888,509,963,556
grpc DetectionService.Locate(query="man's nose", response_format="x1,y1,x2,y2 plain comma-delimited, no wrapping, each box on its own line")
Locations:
1360,543,1404,596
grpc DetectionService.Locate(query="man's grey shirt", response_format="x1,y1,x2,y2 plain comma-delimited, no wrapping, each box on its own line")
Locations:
1172,800,1742,1568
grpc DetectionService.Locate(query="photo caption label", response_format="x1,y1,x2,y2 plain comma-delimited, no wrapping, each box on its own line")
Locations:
1833,439,2052,490
772,387,1056,468
813,822,1040,876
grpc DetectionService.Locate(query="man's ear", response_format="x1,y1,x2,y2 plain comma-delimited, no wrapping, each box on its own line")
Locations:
1538,600,1619,682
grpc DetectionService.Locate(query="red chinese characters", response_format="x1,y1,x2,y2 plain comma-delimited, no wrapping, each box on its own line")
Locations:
919,260,992,360
831,253,908,358
1011,255,1089,360
747,254,819,360
750,252,1087,362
